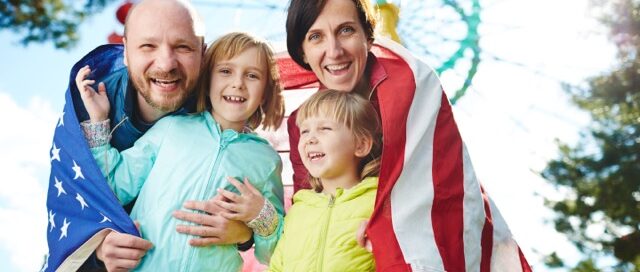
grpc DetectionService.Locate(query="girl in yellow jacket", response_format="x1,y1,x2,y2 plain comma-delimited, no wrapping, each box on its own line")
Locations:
269,90,382,271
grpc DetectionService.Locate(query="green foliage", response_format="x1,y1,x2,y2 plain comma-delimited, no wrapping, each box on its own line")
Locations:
570,258,600,272
544,252,565,268
542,0,640,270
0,0,114,48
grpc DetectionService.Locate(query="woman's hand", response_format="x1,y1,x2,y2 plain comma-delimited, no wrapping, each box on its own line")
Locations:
75,65,110,122
214,177,265,222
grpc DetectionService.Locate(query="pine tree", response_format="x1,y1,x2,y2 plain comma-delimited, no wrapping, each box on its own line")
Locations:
542,0,640,270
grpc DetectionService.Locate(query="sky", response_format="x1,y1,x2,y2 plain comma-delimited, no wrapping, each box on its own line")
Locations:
0,0,617,271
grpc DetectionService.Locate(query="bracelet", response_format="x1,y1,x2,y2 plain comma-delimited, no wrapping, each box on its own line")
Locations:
246,200,278,237
80,119,111,148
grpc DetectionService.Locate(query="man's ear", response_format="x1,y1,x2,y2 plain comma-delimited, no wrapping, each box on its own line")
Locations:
201,40,207,57
122,37,128,67
354,136,373,158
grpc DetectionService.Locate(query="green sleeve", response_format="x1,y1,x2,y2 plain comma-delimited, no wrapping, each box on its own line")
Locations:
253,159,285,264
90,118,172,205
267,229,285,272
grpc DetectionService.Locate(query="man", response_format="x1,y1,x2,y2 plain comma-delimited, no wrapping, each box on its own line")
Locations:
45,0,253,271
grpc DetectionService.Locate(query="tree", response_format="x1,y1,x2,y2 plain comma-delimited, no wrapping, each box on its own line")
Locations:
542,0,640,270
0,0,114,48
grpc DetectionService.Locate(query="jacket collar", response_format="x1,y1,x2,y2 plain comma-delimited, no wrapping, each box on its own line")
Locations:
293,177,378,206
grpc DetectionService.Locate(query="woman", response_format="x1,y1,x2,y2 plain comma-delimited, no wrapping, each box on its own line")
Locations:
281,0,532,271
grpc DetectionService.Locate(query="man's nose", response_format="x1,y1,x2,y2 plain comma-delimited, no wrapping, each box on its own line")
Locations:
155,46,178,72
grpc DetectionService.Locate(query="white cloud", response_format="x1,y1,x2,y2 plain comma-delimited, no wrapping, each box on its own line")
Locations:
0,92,58,271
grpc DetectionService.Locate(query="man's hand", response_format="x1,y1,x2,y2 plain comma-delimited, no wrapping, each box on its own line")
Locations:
173,195,252,247
96,226,153,272
75,65,110,123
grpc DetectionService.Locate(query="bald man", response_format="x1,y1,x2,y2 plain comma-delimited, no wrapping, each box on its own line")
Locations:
72,1,253,271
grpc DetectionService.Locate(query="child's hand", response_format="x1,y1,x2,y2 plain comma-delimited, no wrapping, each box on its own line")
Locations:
214,177,265,222
356,220,373,252
75,65,110,123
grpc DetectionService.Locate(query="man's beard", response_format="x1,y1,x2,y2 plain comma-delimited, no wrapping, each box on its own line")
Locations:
131,70,195,113
138,86,185,112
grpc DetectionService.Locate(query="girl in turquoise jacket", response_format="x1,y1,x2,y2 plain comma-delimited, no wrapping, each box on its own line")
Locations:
268,90,382,271
76,32,285,271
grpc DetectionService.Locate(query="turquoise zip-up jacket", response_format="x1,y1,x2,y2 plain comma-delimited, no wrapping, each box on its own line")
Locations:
91,111,284,271
269,177,377,272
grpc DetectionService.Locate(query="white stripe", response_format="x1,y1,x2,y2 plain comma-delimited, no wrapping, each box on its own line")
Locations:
462,145,485,272
378,37,522,271
488,196,523,272
377,37,525,272
377,37,446,271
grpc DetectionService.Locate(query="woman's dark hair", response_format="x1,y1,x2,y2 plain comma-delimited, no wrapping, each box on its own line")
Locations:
286,0,377,70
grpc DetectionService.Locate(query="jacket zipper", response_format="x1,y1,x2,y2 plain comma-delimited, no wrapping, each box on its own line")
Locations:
317,195,335,272
184,138,228,271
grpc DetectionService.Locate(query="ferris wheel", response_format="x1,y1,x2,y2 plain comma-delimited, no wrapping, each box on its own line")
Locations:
109,0,482,104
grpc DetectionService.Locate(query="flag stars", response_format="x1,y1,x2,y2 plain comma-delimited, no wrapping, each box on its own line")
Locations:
48,210,56,232
54,177,66,197
59,218,70,240
99,213,112,223
40,255,49,272
72,160,85,180
76,193,89,210
57,111,65,127
51,143,61,162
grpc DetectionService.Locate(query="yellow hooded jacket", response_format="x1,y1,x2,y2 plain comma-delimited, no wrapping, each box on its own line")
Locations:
269,177,377,272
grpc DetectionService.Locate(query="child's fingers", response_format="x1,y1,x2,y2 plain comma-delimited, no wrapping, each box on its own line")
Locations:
226,177,248,195
213,198,239,213
217,188,241,203
77,65,91,78
213,193,231,203
98,82,107,95
243,177,261,195
365,240,372,252
218,210,241,221
356,220,368,248
75,66,91,87
83,79,96,86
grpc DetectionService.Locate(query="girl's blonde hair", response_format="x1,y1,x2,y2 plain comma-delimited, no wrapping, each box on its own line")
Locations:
296,90,382,192
196,32,284,130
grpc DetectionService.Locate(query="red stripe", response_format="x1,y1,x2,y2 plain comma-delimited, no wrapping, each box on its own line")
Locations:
480,185,493,272
432,93,466,271
519,246,532,272
366,45,414,271
275,53,319,90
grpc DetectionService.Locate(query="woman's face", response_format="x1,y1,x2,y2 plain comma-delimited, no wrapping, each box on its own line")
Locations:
301,0,371,92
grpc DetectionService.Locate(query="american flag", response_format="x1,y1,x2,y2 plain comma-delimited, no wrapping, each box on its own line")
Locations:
277,37,532,272
43,45,139,272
